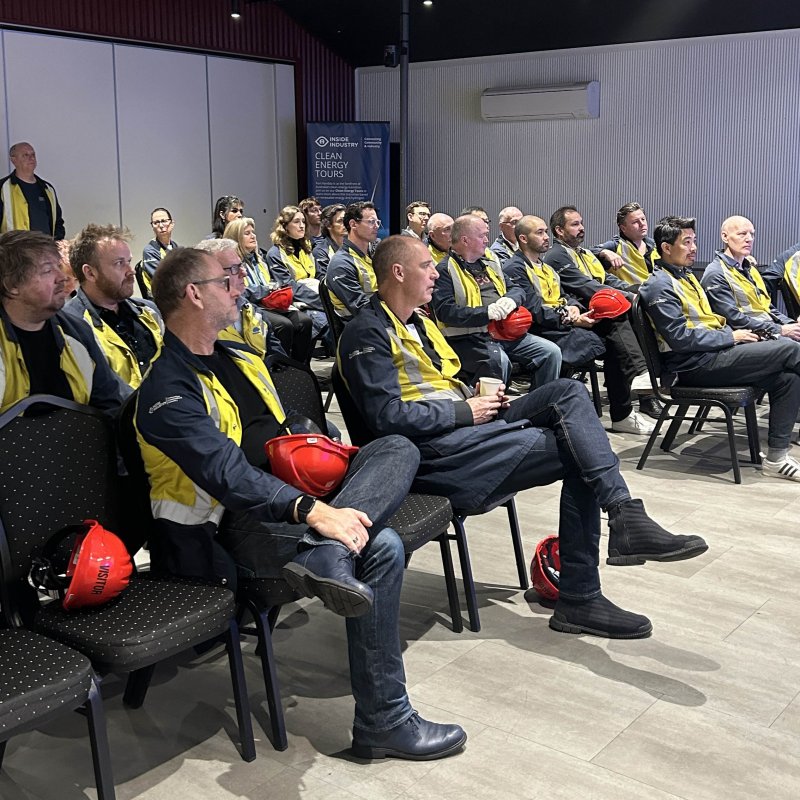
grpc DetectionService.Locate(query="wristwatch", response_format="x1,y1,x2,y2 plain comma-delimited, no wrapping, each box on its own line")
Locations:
295,494,317,524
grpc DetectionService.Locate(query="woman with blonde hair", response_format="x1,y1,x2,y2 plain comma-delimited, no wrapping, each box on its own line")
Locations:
223,216,312,362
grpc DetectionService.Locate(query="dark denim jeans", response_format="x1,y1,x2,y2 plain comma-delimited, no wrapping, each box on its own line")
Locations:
221,434,419,733
489,379,631,600
499,333,562,389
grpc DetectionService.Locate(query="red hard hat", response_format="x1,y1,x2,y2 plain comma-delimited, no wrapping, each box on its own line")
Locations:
29,520,133,610
266,434,359,497
488,306,533,341
588,287,631,320
261,286,294,311
530,535,560,601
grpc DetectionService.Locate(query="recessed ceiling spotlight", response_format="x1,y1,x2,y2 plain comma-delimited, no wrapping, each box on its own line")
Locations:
231,0,241,20
423,0,433,6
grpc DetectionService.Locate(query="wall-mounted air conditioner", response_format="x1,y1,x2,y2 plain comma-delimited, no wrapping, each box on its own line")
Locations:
480,82,600,121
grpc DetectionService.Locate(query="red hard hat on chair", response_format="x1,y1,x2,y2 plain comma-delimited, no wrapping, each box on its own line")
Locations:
530,535,560,601
488,306,533,341
266,434,359,497
588,287,631,320
29,520,133,610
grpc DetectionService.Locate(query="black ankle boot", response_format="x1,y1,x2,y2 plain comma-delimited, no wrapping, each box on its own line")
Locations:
549,594,652,638
607,499,708,566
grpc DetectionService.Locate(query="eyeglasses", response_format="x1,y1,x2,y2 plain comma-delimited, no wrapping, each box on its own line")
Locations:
360,218,382,228
192,275,232,291
221,262,244,275
151,219,172,226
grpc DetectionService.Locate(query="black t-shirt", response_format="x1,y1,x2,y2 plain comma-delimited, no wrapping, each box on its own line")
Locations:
12,323,73,400
95,302,158,371
17,179,52,235
196,346,281,470
464,259,501,305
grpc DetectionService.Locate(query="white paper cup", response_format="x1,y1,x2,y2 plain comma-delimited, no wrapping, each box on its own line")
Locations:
478,377,503,397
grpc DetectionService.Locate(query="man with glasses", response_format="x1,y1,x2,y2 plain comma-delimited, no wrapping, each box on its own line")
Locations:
141,207,179,292
326,201,382,319
134,245,465,760
64,223,164,398
489,206,523,266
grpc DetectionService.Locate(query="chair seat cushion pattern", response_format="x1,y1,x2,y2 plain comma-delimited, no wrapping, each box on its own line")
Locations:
34,575,235,672
671,385,757,406
388,494,453,551
0,629,92,735
241,576,300,608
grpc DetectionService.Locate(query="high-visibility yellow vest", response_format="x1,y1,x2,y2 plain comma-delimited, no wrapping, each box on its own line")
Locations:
1,178,58,235
613,238,658,285
523,261,565,307
277,247,316,280
718,258,773,320
218,303,269,358
437,255,507,337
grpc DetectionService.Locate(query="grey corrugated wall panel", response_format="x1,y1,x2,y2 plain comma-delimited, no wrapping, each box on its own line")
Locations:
357,30,800,260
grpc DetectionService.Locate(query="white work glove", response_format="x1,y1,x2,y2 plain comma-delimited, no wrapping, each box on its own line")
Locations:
487,296,517,320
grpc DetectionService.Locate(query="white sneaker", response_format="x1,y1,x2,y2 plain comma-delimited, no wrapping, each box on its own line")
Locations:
610,411,656,435
762,455,800,482
630,373,652,392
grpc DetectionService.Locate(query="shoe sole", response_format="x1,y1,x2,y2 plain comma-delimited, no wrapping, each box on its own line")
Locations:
549,614,652,639
282,563,372,618
606,541,708,566
351,731,467,761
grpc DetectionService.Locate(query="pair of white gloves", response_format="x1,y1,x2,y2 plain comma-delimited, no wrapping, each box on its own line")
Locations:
486,296,517,321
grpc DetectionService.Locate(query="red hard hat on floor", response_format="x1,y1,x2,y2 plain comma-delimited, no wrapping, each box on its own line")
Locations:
488,306,533,341
29,520,133,610
530,535,560,601
588,287,631,320
261,286,293,311
266,434,359,497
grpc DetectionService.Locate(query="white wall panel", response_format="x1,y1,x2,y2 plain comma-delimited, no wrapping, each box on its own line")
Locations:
274,63,298,209
358,30,800,261
0,33,8,176
3,31,119,238
114,44,211,254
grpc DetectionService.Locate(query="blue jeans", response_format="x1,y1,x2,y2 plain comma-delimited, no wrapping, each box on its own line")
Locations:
489,379,630,600
220,434,418,732
500,333,562,389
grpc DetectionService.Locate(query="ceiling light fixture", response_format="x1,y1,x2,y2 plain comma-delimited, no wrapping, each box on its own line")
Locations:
231,0,241,20
423,0,433,6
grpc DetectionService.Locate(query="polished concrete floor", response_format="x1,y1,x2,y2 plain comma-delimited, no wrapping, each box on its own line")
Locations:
4,397,800,799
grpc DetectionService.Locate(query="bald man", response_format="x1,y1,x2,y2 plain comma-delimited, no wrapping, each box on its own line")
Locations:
489,206,523,266
427,213,454,264
700,215,800,341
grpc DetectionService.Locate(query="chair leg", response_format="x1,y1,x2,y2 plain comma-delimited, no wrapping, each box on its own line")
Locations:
224,621,256,762
717,407,742,484
688,405,711,435
744,403,762,464
438,533,463,634
323,390,334,413
0,738,7,771
588,368,602,417
661,403,689,451
636,405,671,471
504,499,528,589
267,605,281,633
453,517,480,633
85,676,117,800
122,664,156,708
252,607,288,750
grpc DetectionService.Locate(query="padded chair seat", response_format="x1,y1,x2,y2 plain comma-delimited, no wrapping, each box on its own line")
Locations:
388,494,453,551
671,384,757,405
240,576,300,609
0,629,92,736
34,575,235,672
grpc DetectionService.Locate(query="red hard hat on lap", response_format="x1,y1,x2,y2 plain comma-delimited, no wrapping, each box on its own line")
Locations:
488,306,533,341
261,286,293,311
29,520,133,610
530,535,560,601
588,287,631,320
266,434,359,497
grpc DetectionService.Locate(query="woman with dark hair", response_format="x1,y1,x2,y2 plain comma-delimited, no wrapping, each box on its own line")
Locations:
210,195,244,238
223,216,313,362
311,203,346,277
265,205,331,351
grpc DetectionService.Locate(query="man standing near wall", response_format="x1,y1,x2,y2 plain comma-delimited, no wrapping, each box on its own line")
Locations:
401,201,430,241
0,143,65,240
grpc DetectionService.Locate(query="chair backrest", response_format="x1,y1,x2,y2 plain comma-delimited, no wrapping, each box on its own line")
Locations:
330,363,376,447
780,280,800,319
630,295,669,398
134,261,152,299
0,396,128,625
319,279,345,344
266,353,327,432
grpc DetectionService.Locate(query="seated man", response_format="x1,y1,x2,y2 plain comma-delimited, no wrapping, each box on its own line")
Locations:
426,212,454,264
489,206,523,266
134,246,465,760
340,235,708,638
639,216,800,481
593,202,659,287
0,230,120,413
65,223,164,397
431,213,561,388
700,215,800,341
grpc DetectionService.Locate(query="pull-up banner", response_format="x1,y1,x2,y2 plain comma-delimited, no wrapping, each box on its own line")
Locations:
306,121,390,239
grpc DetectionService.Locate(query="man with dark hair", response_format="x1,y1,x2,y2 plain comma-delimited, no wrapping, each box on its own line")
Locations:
546,205,660,429
326,201,380,318
594,202,659,287
489,206,523,266
640,216,800,480
426,213,453,264
141,207,179,291
340,235,708,639
65,223,163,396
401,201,430,241
0,142,65,239
135,245,465,760
0,230,120,412
431,214,561,388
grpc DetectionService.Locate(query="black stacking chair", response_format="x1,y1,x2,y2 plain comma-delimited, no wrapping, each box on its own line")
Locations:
331,362,528,633
630,296,761,484
780,279,800,320
0,396,255,762
319,279,346,344
0,628,115,799
134,261,152,299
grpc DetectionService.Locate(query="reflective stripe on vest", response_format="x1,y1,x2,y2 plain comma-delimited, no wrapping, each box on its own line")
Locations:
566,246,607,281
615,239,656,285
524,262,564,307
428,243,448,264
437,255,507,337
783,251,800,304
280,247,316,280
719,260,773,321
331,246,376,317
219,303,269,358
0,179,57,235
655,272,727,353
243,253,272,287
